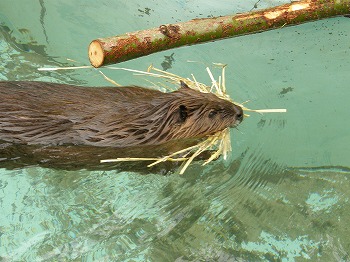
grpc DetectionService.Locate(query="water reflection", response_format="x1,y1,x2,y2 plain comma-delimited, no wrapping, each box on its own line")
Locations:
1,153,349,260
0,11,88,84
0,12,45,53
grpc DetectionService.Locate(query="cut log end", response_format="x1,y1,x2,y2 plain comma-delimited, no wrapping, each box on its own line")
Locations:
88,40,105,68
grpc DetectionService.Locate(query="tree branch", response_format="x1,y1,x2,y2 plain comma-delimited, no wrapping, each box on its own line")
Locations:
88,0,350,67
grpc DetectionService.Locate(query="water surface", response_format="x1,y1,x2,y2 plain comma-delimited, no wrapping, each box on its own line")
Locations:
0,0,349,261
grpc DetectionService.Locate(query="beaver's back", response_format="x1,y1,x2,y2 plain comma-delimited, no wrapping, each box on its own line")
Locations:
0,81,166,147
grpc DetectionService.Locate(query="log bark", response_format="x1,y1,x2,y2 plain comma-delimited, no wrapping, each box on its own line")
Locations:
88,0,350,67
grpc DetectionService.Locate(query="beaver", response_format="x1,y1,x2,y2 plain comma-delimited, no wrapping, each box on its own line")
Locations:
0,80,243,170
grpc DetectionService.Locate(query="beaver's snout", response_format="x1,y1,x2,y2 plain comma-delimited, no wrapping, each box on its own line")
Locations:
234,104,244,122
231,104,244,127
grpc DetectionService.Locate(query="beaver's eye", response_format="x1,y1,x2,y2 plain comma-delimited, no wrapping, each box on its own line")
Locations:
208,110,217,118
179,105,188,122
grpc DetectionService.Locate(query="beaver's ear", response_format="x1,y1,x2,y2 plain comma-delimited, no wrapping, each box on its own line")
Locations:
180,80,190,90
178,105,188,122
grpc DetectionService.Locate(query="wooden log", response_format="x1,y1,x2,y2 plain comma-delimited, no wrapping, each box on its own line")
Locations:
88,0,350,67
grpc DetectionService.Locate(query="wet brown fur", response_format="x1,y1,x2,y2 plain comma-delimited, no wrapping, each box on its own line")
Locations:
0,81,243,148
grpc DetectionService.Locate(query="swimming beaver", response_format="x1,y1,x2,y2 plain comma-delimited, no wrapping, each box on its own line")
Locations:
0,80,243,170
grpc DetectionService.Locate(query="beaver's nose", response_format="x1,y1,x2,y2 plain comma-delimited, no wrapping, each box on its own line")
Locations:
234,104,243,122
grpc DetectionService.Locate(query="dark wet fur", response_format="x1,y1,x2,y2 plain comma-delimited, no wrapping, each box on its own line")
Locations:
0,81,243,170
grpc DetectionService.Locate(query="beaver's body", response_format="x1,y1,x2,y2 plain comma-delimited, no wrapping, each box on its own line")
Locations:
0,81,243,170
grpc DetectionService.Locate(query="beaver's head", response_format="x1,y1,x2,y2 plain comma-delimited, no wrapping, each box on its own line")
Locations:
129,81,243,146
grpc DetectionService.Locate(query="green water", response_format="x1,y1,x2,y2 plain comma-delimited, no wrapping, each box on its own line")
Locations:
1,0,350,261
